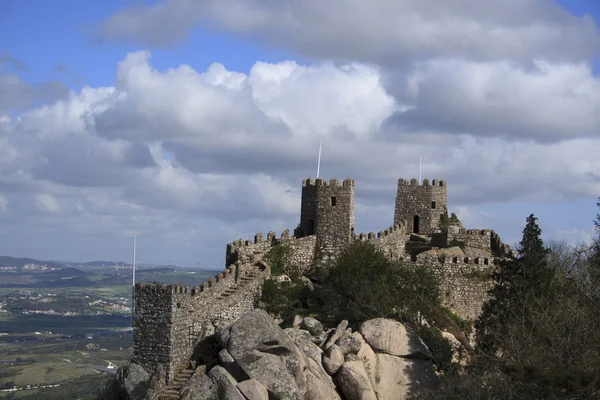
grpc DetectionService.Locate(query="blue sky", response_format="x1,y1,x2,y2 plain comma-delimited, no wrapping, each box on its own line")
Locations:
0,0,599,267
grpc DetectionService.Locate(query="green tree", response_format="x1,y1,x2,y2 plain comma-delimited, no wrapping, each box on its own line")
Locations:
476,214,551,355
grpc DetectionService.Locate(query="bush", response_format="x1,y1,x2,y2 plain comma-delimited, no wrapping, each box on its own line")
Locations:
262,243,293,276
259,278,313,322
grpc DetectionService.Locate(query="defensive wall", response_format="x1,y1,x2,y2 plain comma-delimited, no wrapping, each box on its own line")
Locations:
132,175,515,383
352,222,409,260
412,252,499,321
431,227,515,258
133,260,270,382
226,229,317,275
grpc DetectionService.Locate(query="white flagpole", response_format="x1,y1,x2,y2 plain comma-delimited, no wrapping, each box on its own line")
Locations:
316,143,322,179
132,232,136,327
419,153,422,184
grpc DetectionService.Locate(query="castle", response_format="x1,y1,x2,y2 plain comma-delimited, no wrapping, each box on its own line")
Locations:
132,177,514,385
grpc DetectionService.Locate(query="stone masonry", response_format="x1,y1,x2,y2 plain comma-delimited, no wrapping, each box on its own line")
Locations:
394,178,448,236
133,176,514,386
299,178,355,266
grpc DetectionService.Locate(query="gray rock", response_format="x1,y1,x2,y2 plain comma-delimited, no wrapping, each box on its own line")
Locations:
216,324,232,349
335,361,377,400
323,344,344,375
219,348,235,364
300,316,324,336
237,379,269,400
336,332,363,355
219,348,248,382
224,309,340,400
371,354,437,400
324,320,349,350
208,365,245,400
180,374,218,400
292,315,303,328
122,363,149,400
360,318,432,360
285,328,324,365
225,310,304,400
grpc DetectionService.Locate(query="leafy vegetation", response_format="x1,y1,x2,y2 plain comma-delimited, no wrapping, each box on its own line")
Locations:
261,240,457,373
418,211,600,399
262,243,294,276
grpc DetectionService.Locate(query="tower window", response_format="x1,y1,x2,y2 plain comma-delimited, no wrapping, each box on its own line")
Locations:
331,196,337,206
431,201,436,209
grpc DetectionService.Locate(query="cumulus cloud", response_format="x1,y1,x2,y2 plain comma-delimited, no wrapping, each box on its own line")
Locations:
3,43,600,265
96,0,600,65
384,59,600,141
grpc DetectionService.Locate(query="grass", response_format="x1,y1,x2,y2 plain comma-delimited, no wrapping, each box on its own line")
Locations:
2,361,98,386
0,335,132,399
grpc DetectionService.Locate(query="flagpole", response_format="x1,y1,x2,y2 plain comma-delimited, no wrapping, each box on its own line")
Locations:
316,143,322,179
131,232,136,327
419,153,422,184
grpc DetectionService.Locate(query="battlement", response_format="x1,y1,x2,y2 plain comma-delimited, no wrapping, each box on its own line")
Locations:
415,251,500,266
398,178,446,187
302,177,354,188
352,223,407,241
463,229,492,236
133,259,271,383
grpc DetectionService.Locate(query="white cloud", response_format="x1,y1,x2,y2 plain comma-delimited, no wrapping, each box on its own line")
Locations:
387,59,600,141
4,18,600,267
97,0,600,65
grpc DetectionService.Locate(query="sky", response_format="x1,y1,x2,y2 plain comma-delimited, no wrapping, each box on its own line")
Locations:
0,0,599,269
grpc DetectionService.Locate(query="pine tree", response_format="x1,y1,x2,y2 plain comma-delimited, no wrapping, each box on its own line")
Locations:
475,214,551,355
587,198,600,287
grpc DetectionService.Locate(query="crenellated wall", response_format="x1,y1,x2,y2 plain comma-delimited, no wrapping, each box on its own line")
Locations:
133,261,270,382
432,227,515,259
411,252,499,321
353,223,409,261
134,175,516,385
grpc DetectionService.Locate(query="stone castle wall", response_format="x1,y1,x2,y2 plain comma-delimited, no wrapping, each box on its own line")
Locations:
227,229,317,275
432,227,515,259
412,253,497,321
353,223,409,260
133,175,514,385
133,261,270,382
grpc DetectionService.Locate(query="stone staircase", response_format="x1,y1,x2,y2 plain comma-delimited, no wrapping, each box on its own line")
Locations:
157,265,265,400
216,266,262,300
158,368,195,400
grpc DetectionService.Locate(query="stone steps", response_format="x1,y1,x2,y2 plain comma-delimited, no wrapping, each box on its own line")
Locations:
216,268,262,299
158,369,195,400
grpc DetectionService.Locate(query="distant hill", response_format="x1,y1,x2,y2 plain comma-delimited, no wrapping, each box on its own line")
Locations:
0,255,63,269
79,261,129,267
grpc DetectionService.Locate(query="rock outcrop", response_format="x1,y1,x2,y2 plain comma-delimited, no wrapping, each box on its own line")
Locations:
122,309,437,400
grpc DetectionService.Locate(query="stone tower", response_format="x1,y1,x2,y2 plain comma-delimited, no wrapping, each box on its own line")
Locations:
394,178,447,235
300,178,355,264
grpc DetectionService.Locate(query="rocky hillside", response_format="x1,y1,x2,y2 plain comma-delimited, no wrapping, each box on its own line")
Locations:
117,309,438,400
